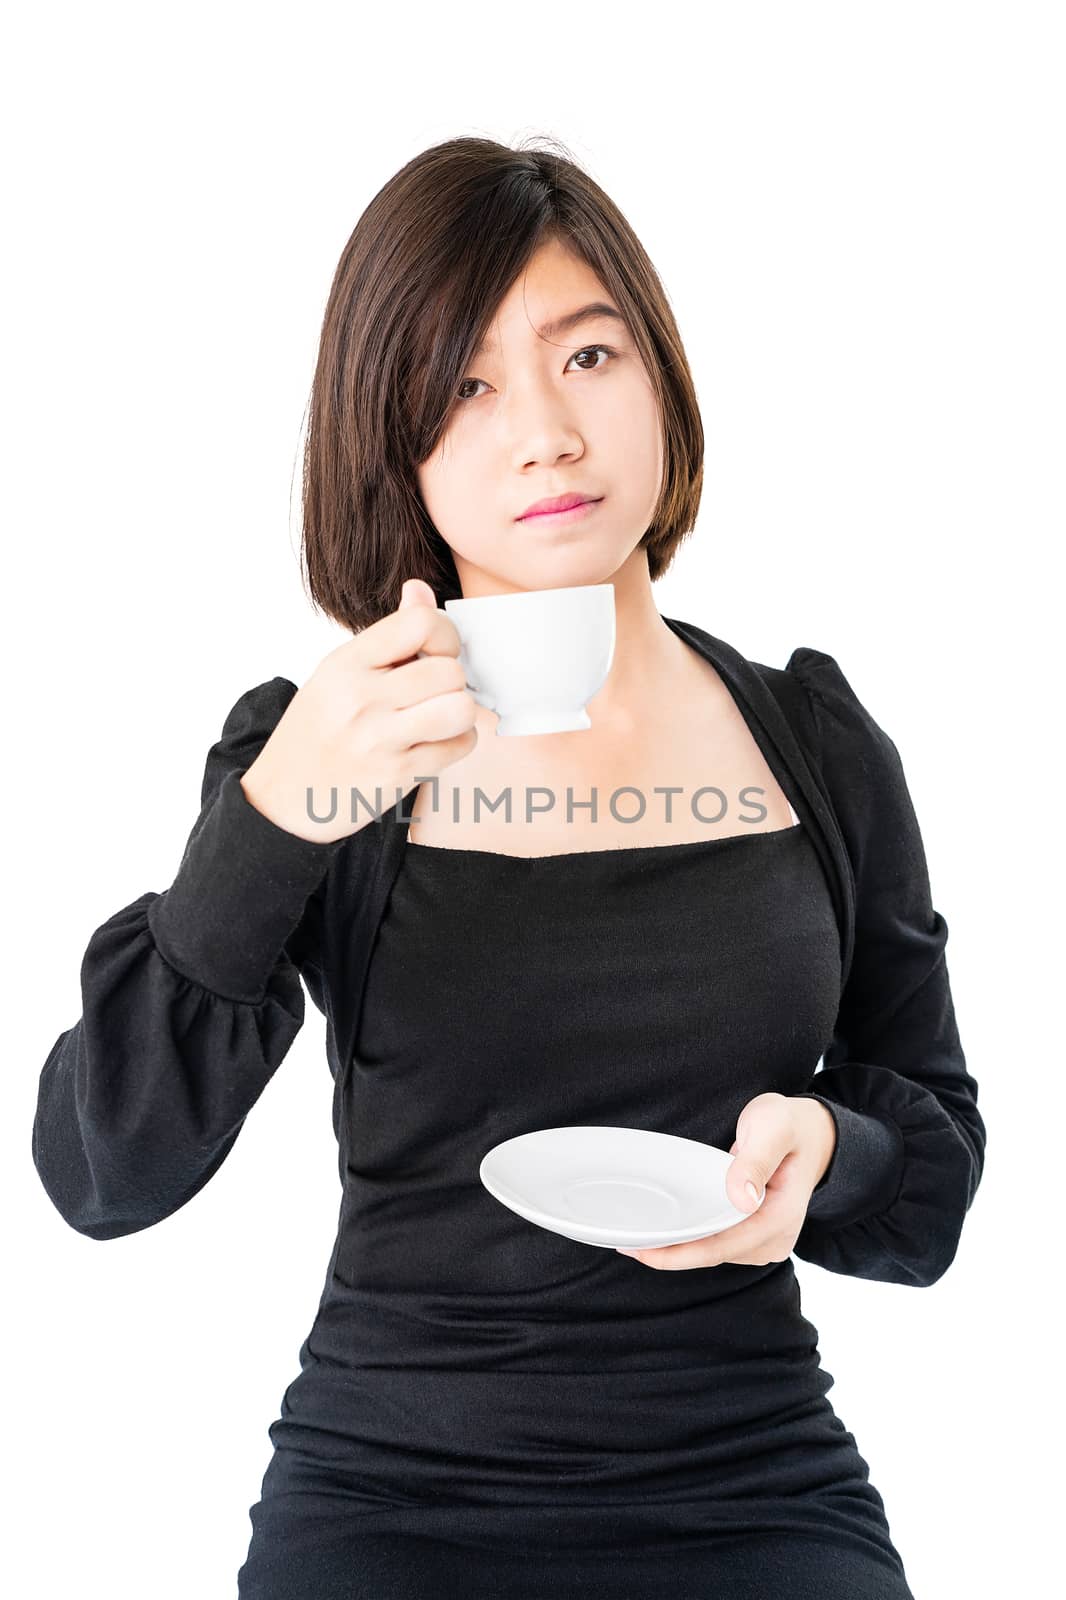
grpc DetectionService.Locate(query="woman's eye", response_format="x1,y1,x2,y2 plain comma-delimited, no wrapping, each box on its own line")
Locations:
455,344,617,403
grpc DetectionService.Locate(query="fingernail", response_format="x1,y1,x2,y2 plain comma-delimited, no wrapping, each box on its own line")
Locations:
745,1181,761,1207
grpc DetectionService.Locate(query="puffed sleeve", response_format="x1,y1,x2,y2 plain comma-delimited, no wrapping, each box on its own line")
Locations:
786,647,986,1287
31,678,344,1241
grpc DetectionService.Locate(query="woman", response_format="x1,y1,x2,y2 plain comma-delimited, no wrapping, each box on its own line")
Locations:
32,136,985,1598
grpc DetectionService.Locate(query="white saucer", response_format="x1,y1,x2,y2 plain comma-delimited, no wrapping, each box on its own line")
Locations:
479,1125,757,1249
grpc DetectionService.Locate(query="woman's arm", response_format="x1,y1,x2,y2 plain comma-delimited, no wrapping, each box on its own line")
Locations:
785,647,986,1287
31,678,342,1240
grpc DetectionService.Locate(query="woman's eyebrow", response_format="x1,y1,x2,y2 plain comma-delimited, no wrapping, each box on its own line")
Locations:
474,302,625,356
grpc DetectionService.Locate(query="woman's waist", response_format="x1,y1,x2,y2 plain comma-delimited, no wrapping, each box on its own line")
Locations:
310,1256,820,1374
265,1347,854,1512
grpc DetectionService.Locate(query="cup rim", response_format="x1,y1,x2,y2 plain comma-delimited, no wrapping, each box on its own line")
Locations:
445,583,613,612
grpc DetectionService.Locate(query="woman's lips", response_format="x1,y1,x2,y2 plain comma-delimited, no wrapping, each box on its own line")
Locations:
519,497,604,525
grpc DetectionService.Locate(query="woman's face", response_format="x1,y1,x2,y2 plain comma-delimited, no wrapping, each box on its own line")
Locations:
415,237,664,597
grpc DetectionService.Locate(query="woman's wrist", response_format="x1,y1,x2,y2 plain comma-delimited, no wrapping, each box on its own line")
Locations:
793,1095,837,1186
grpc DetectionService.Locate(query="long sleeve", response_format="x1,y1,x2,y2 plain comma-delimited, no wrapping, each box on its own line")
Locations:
31,678,343,1241
785,647,986,1287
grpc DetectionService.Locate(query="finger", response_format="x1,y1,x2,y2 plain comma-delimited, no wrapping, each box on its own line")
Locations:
398,578,438,610
730,1098,793,1213
359,589,460,670
616,1209,774,1271
386,652,469,712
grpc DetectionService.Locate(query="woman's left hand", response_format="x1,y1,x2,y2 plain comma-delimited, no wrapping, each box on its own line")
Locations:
615,1093,837,1270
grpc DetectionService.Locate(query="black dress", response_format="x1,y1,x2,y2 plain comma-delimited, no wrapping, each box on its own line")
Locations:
235,807,918,1598
31,620,985,1598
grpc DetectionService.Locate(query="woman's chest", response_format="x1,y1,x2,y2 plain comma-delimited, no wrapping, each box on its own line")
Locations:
406,695,796,856
350,815,841,1226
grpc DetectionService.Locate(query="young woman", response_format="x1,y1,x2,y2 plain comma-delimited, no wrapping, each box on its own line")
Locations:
32,136,985,1599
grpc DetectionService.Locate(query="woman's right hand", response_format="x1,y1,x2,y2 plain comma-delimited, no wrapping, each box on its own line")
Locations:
239,578,479,843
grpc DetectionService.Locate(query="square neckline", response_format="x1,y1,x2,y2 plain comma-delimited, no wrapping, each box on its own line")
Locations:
403,814,802,864
403,798,802,866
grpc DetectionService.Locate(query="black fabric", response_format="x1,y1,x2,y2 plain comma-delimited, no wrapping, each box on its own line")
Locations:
237,1505,916,1599
31,620,985,1594
231,811,920,1596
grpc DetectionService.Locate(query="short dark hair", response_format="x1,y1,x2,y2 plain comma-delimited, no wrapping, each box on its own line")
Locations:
299,134,704,635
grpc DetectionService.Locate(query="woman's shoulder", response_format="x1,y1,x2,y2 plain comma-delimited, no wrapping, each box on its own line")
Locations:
199,676,300,808
664,617,894,764
779,646,904,777
776,647,932,896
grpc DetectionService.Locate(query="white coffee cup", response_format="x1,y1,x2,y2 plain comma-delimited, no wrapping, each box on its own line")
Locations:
417,584,616,737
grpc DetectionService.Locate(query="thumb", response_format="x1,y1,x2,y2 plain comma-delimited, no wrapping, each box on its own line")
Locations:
399,577,438,611
727,1140,765,1214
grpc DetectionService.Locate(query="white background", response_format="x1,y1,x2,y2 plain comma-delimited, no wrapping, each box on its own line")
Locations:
4,2,1060,1596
